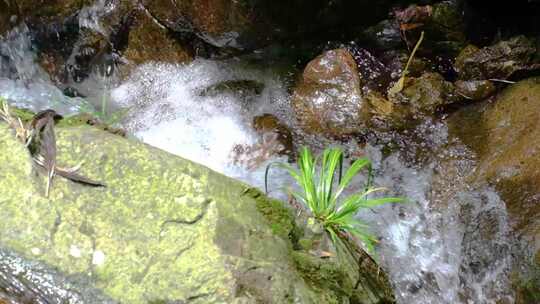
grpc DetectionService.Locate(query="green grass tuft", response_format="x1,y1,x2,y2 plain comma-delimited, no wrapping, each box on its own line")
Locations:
266,146,402,256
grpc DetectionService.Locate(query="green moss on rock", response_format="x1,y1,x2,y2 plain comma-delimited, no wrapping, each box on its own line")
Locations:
0,123,395,303
292,251,353,300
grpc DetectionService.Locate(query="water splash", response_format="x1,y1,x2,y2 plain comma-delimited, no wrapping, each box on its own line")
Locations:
355,123,515,304
112,60,293,194
0,25,90,115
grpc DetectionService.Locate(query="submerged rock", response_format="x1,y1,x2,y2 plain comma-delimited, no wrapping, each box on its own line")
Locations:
454,36,539,81
0,122,394,303
454,79,496,100
198,79,265,99
253,113,295,159
292,48,366,138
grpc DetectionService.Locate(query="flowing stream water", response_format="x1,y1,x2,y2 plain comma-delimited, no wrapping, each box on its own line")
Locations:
0,2,518,303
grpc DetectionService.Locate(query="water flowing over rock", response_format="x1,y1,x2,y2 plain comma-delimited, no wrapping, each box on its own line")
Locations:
292,48,366,137
0,122,394,303
449,77,540,300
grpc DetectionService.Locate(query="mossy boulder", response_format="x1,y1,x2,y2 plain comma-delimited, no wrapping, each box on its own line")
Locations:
391,72,460,114
0,122,394,303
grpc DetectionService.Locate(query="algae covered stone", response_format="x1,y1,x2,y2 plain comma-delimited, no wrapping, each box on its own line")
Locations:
0,123,394,303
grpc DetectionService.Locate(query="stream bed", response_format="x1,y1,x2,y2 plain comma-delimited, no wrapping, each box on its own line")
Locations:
0,1,534,303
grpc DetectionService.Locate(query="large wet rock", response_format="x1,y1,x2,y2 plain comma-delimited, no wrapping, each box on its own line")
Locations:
0,122,394,303
448,78,540,297
141,0,255,49
291,48,366,138
140,0,418,50
119,9,193,76
16,1,194,84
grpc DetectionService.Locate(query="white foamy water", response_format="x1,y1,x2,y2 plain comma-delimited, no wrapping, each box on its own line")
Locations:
354,124,514,304
0,25,91,115
112,60,293,193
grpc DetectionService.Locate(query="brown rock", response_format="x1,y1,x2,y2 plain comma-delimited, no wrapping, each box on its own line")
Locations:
454,80,496,101
388,72,461,117
449,77,540,255
253,113,294,159
141,0,255,48
121,9,193,68
17,0,92,23
291,49,365,138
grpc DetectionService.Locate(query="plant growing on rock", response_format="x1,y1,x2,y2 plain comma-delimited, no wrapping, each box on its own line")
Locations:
266,146,402,256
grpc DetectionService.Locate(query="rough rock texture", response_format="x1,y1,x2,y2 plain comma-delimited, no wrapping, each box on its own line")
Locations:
368,71,461,130
140,0,414,50
141,0,263,49
454,36,538,81
16,0,92,24
292,49,366,137
0,123,394,303
120,9,193,75
390,72,460,114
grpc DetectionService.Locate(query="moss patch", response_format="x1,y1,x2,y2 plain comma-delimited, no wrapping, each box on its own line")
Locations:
243,187,295,240
292,251,353,303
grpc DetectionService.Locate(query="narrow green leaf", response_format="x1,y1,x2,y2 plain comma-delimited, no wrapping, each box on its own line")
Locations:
358,197,404,208
332,158,371,203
